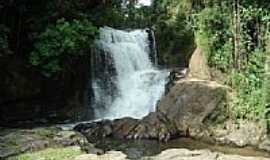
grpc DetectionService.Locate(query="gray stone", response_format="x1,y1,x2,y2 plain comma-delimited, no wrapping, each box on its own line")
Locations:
259,138,270,152
211,120,266,147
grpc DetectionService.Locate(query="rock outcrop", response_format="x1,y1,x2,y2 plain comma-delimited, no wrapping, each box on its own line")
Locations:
75,77,267,149
157,79,228,135
75,79,229,142
211,120,266,147
188,48,211,80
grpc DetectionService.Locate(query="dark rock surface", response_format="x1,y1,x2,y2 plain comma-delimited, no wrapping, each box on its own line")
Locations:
75,78,267,150
0,56,91,126
75,79,228,142
0,127,97,159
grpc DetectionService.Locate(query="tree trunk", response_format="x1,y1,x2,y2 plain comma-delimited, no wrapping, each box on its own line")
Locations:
233,0,241,70
265,40,270,133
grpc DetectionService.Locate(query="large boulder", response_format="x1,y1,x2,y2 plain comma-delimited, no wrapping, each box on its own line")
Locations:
157,79,228,133
75,79,229,142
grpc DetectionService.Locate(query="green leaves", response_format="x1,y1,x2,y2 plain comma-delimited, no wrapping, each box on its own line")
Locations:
192,2,269,121
195,5,233,72
29,18,98,77
229,49,266,120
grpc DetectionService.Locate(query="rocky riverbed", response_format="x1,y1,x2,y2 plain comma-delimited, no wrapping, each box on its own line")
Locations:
2,126,270,160
2,50,270,160
2,77,270,159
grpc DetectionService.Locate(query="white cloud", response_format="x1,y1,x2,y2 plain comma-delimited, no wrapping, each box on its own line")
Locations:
137,0,151,6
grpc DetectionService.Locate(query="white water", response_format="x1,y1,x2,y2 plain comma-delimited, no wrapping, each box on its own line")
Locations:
93,27,168,120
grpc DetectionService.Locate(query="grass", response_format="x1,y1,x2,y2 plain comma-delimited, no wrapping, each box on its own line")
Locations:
7,146,84,160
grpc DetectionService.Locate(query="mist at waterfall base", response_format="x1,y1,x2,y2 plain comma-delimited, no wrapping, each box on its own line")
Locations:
92,27,169,120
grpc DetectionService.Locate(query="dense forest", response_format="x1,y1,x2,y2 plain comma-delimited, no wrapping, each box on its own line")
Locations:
1,0,269,123
1,0,270,159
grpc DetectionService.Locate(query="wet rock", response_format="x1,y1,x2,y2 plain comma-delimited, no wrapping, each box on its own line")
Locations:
75,78,266,150
75,120,113,142
76,79,228,142
112,118,139,139
126,79,228,141
127,112,180,141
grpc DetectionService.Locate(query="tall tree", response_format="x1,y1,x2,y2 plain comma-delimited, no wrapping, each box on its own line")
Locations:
233,0,241,70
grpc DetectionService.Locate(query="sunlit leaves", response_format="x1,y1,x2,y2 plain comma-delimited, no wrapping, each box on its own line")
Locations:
29,18,98,77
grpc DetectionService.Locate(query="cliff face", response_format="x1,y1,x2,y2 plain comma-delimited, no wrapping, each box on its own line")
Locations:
0,55,92,126
0,0,197,126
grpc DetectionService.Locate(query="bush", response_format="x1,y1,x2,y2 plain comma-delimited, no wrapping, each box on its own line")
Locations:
228,49,266,120
195,6,233,72
194,4,268,121
29,18,98,77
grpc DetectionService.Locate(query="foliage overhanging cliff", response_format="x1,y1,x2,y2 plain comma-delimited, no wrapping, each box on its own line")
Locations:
0,0,269,124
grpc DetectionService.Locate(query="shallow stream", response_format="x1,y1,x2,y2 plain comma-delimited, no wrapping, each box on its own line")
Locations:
95,137,270,159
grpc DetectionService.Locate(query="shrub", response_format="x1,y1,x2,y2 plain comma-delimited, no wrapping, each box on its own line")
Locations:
29,18,98,77
195,6,233,72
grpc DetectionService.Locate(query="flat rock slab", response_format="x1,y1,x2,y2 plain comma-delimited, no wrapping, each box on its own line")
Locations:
73,148,270,160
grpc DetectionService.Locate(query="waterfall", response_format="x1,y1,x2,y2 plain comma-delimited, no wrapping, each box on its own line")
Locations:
92,27,168,120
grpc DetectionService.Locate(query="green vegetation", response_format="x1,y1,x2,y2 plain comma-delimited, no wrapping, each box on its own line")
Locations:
190,1,270,121
29,18,97,77
195,5,233,71
136,0,269,121
149,0,195,66
7,147,84,160
0,0,269,124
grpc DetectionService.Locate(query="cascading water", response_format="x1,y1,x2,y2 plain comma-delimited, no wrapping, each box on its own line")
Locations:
92,27,168,120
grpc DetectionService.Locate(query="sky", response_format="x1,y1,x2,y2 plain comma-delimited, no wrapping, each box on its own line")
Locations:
137,0,152,6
